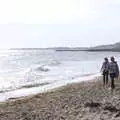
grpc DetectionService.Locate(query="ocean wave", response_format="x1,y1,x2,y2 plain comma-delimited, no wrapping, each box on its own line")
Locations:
0,82,50,93
48,60,61,66
21,82,50,88
35,65,51,72
34,60,61,72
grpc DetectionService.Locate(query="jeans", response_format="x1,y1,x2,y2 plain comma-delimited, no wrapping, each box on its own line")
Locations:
110,73,116,89
103,71,109,86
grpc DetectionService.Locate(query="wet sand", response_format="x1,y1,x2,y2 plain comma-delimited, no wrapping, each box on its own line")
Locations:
0,77,120,120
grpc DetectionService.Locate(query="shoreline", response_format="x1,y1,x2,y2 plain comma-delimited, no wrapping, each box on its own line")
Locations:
0,78,98,104
0,73,101,102
1,76,120,120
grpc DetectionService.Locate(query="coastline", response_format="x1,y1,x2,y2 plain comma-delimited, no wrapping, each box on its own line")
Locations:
0,73,101,102
1,76,120,120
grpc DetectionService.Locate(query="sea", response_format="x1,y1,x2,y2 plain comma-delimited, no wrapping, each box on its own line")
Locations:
0,49,119,101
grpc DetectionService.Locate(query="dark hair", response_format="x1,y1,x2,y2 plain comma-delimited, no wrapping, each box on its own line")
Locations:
104,57,108,61
111,56,115,61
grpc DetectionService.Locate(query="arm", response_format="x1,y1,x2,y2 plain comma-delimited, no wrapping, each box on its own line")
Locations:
117,63,119,74
116,63,119,78
100,63,104,72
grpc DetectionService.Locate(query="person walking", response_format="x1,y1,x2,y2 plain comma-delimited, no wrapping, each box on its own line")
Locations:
109,57,119,90
101,57,110,87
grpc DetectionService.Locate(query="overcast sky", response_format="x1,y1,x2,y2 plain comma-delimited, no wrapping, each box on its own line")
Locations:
0,0,120,48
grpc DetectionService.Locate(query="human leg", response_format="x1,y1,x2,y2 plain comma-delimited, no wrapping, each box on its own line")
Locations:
110,73,115,89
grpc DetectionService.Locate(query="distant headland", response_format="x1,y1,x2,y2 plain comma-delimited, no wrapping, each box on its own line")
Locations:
9,42,120,52
55,42,120,52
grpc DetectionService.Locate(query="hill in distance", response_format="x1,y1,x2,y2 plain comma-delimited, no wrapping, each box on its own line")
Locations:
55,42,120,52
87,42,120,52
9,42,120,52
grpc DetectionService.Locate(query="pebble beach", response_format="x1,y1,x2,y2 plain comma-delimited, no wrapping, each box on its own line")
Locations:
0,77,120,120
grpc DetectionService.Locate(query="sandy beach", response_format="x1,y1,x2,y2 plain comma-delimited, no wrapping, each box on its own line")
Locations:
0,77,120,120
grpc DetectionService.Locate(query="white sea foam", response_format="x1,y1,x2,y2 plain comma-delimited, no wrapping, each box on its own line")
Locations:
0,73,101,102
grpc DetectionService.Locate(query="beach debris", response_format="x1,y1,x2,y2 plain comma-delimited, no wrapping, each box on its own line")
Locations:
84,102,101,108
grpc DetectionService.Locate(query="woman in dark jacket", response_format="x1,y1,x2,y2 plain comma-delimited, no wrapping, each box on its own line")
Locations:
101,57,110,87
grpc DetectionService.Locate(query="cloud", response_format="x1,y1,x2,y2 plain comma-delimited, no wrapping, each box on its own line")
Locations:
110,0,120,4
0,0,120,48
0,0,100,24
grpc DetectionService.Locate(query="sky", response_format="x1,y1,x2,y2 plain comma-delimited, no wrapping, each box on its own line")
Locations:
0,0,120,48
